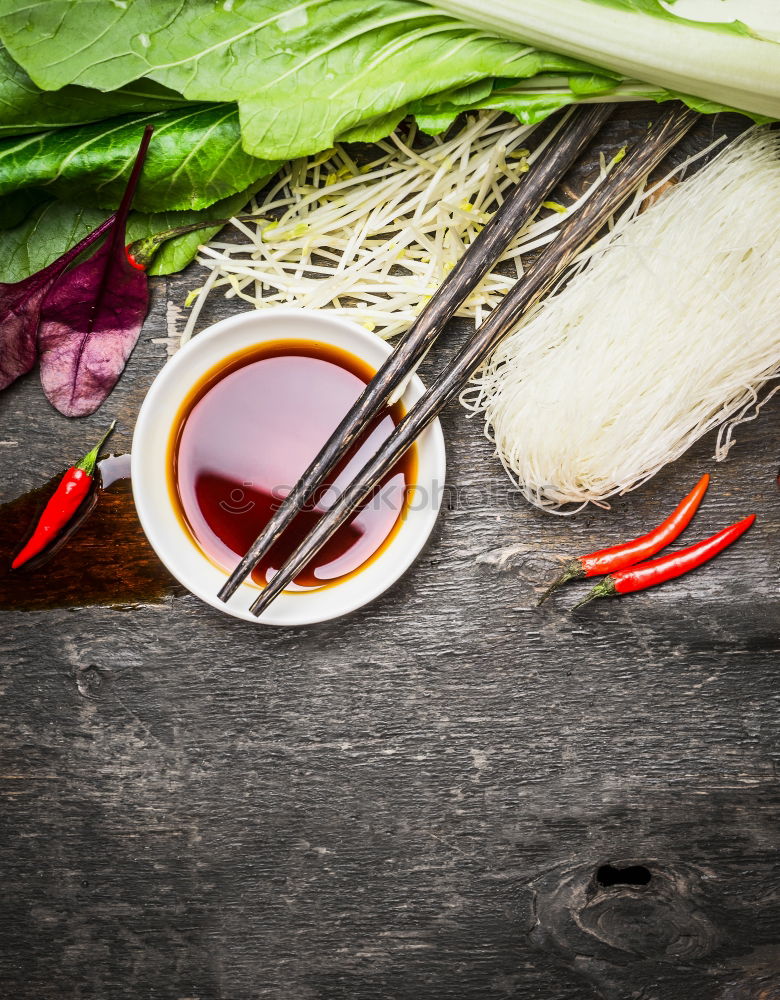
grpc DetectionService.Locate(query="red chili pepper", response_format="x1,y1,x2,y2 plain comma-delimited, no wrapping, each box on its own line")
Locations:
539,473,710,604
573,514,755,609
125,247,147,272
11,421,116,569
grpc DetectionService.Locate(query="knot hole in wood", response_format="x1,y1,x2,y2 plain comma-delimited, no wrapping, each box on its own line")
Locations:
594,863,652,889
528,858,722,992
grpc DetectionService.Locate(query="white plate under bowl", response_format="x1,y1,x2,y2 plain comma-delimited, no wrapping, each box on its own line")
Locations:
131,308,446,625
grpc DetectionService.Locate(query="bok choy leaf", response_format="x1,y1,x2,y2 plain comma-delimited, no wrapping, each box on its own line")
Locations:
0,46,191,136
0,1,641,159
0,0,775,164
431,0,780,120
0,105,280,212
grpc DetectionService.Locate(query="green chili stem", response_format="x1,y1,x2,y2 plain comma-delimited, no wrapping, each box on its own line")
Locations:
127,215,264,268
75,420,117,475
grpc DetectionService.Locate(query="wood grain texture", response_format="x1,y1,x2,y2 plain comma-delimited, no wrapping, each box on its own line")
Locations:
0,106,778,1000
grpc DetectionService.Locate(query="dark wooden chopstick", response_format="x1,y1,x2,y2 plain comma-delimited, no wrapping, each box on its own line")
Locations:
218,103,615,604
248,104,700,617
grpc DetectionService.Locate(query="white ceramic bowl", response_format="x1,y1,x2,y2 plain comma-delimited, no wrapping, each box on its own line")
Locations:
132,308,446,625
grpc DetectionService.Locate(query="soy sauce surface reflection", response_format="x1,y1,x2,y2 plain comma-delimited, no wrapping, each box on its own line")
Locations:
171,340,416,591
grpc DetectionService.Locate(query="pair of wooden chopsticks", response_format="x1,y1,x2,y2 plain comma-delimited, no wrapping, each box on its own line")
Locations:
219,102,700,617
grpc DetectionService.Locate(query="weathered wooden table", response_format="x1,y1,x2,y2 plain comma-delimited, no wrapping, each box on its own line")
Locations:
1,110,778,1000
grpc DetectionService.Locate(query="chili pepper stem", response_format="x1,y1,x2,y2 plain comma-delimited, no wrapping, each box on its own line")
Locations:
126,214,268,269
572,578,617,611
75,420,116,475
537,560,584,605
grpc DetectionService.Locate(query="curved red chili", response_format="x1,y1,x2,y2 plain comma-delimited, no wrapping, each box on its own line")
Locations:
11,421,116,569
574,514,755,609
539,473,710,604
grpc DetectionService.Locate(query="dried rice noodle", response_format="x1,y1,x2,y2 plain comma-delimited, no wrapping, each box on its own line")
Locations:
460,127,780,512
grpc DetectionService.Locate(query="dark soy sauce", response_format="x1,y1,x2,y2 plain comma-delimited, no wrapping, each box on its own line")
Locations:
170,340,416,591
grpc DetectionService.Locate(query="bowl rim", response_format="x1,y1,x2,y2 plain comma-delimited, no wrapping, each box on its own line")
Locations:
131,307,446,626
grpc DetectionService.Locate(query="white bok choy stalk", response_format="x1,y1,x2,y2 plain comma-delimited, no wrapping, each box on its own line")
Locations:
430,0,780,120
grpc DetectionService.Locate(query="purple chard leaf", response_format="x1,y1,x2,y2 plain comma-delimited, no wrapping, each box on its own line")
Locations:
0,214,115,391
38,126,153,418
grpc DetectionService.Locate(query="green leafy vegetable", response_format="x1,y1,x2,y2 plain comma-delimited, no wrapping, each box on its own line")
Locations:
0,46,191,136
558,0,752,33
0,188,50,229
0,0,775,282
411,72,625,133
143,178,277,276
0,0,619,159
0,105,280,212
431,0,780,119
411,73,772,137
0,202,105,282
0,0,776,163
338,110,409,145
0,176,279,284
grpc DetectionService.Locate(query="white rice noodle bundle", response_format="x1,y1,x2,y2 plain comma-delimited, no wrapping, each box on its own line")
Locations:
461,126,780,513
